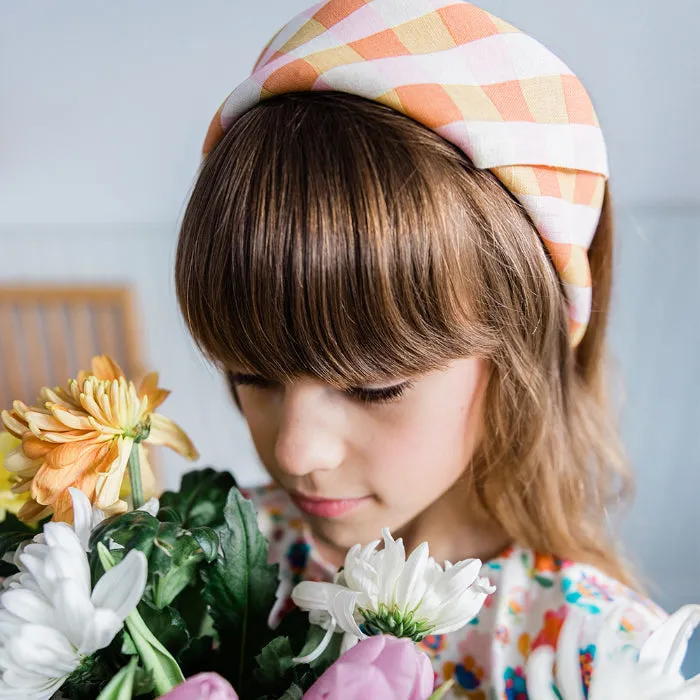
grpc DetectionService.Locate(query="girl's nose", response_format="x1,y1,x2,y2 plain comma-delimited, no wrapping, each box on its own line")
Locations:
273,382,345,478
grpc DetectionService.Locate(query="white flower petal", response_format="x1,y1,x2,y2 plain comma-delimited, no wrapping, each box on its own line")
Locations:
90,550,147,621
138,497,160,517
0,610,24,643
377,528,405,606
428,589,489,635
339,632,360,655
526,646,561,700
0,506,147,697
52,579,96,649
0,671,65,700
308,609,333,629
292,581,345,612
342,541,379,591
393,542,429,611
291,620,336,665
68,487,94,552
38,524,91,596
528,601,700,700
0,589,56,627
91,506,107,530
431,558,482,603
328,588,365,639
17,551,52,594
6,624,79,676
638,604,700,676
79,608,124,654
292,527,494,657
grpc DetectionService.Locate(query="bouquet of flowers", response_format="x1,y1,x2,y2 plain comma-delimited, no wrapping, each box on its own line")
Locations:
0,355,494,700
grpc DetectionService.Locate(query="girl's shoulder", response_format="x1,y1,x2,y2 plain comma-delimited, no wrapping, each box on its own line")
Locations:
474,544,667,658
426,548,668,696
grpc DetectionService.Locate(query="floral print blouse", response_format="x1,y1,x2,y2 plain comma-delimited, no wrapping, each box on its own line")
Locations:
242,483,668,700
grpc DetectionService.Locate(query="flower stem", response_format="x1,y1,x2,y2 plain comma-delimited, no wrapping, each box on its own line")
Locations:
98,544,185,695
428,679,456,700
127,442,144,510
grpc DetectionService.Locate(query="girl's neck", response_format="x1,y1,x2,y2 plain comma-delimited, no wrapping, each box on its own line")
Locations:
394,502,513,567
308,482,513,570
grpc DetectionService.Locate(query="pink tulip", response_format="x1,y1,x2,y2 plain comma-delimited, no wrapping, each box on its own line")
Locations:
303,635,434,700
158,673,238,700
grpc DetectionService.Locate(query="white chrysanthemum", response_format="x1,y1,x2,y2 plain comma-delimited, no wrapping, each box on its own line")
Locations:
0,488,148,699
527,603,700,700
291,527,495,663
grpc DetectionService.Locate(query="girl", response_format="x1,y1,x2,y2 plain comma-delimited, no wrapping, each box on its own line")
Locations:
174,1,667,696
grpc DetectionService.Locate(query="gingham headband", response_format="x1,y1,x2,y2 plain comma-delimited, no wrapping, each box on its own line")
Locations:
201,0,609,348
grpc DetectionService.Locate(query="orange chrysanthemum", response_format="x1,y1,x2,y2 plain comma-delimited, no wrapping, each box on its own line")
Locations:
0,355,199,523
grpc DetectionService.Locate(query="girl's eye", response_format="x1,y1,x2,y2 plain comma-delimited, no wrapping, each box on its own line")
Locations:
228,373,413,405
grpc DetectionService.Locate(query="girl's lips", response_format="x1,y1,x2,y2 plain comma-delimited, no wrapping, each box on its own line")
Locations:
290,493,371,518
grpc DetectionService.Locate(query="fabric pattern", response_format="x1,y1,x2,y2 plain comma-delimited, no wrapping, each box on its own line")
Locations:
243,483,668,700
201,0,609,348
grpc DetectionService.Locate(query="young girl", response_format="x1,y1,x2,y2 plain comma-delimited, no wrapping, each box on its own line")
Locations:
174,1,667,696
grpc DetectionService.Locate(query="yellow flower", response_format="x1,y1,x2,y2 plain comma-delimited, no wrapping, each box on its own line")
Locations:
0,431,30,521
0,354,199,523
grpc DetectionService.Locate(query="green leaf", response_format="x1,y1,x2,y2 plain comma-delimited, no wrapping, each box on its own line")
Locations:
159,467,237,528
97,543,185,696
0,513,40,577
61,643,130,700
89,510,160,581
133,666,156,697
295,625,343,675
176,634,216,678
124,610,185,696
149,521,211,609
0,512,40,537
253,636,296,685
279,684,304,700
95,656,138,700
121,631,138,656
273,608,314,651
157,506,184,524
190,526,219,563
245,623,343,698
137,598,190,656
201,487,279,690
171,581,213,639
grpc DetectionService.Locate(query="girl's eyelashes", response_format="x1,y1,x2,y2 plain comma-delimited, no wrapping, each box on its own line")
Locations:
227,372,414,405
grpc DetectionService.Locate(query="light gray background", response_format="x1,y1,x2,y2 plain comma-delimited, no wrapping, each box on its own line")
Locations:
1,0,698,673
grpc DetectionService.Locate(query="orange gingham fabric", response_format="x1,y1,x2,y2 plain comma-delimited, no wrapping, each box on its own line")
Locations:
201,0,609,348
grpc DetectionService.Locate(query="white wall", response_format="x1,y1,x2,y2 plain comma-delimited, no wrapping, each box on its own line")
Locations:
1,0,698,670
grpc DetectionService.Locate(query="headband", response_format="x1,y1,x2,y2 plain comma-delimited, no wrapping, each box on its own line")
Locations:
201,0,609,348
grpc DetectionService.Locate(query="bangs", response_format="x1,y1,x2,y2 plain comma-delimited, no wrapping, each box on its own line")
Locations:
175,91,499,389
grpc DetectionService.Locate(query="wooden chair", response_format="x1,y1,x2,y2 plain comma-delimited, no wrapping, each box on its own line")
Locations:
0,284,160,489
0,285,143,407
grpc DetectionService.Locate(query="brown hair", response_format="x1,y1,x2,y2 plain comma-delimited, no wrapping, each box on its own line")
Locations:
175,91,638,587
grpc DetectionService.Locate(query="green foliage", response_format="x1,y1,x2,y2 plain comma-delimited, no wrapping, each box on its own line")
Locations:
0,512,43,576
244,615,344,698
201,487,280,690
95,656,138,700
38,469,336,699
159,467,237,528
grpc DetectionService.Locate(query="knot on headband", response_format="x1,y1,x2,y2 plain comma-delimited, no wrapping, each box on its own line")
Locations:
201,0,609,348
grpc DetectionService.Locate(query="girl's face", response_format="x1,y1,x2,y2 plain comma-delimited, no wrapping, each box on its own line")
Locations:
231,356,491,560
